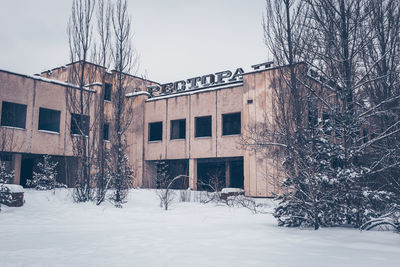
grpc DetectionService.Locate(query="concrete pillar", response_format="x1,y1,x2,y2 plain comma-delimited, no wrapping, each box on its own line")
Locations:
189,158,197,190
13,154,22,185
225,160,230,188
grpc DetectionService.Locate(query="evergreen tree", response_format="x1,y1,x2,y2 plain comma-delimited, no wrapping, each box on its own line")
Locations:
0,162,14,212
109,155,133,207
26,155,66,191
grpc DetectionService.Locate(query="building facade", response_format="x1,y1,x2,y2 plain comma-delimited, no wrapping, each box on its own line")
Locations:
0,61,283,197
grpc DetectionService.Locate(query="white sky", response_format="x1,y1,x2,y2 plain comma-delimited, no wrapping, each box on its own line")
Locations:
0,0,270,83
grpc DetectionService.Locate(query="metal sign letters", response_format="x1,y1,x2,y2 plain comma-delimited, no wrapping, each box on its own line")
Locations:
147,68,245,96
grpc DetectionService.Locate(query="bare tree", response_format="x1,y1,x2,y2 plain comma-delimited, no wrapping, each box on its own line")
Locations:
67,0,96,202
94,0,112,205
109,0,137,206
250,0,400,230
155,160,188,210
359,0,400,195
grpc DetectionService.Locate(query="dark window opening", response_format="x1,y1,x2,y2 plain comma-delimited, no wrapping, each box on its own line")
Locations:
103,123,110,141
70,113,90,135
170,119,186,140
197,161,226,191
308,102,318,127
0,154,12,162
104,83,112,101
1,101,27,129
230,159,244,189
222,112,241,135
38,107,60,133
149,121,163,141
362,128,368,143
195,116,212,137
322,111,331,134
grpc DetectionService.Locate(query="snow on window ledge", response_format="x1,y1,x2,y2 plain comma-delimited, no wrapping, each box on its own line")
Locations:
38,130,60,135
0,125,26,131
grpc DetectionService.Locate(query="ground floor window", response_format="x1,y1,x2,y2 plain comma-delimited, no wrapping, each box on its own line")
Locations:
197,157,244,191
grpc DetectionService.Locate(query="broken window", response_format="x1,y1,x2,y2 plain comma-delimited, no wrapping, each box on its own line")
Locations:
38,107,61,133
170,119,186,140
195,116,212,137
1,101,27,129
70,113,90,135
222,112,241,135
149,121,162,141
104,83,112,101
103,123,110,141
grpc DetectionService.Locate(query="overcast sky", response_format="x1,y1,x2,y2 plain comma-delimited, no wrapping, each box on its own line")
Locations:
0,0,269,83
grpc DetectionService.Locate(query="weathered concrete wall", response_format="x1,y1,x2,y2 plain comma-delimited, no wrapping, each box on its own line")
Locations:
242,69,284,197
144,86,243,161
0,71,75,156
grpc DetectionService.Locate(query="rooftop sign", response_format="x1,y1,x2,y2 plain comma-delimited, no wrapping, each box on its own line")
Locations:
147,61,273,97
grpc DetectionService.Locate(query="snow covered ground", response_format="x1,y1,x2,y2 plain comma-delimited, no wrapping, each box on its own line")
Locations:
0,189,399,267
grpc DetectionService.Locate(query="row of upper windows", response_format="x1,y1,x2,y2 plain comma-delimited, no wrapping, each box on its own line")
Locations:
0,101,110,141
148,112,241,142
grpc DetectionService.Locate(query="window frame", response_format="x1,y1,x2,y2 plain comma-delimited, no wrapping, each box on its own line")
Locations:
148,121,163,142
170,119,186,140
103,123,110,141
0,101,27,129
70,113,90,136
195,115,212,138
222,112,241,136
104,83,112,102
38,107,61,133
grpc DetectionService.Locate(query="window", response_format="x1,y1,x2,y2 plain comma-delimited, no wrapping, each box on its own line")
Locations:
170,119,186,140
222,112,241,135
38,107,60,133
70,113,90,135
1,101,27,129
0,153,12,162
308,102,318,127
103,123,110,141
149,121,162,141
195,116,212,137
362,128,368,143
322,111,331,134
104,83,112,101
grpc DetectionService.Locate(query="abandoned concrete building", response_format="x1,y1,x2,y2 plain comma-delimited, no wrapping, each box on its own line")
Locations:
0,61,283,197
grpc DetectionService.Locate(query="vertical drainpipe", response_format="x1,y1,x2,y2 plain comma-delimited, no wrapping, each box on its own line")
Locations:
30,80,37,153
142,96,146,187
165,98,168,159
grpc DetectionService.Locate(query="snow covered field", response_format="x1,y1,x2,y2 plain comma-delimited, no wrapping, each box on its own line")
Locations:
0,189,399,267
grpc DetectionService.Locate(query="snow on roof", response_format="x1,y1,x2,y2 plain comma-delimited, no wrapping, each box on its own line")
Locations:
0,69,96,93
85,82,103,87
126,91,151,98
